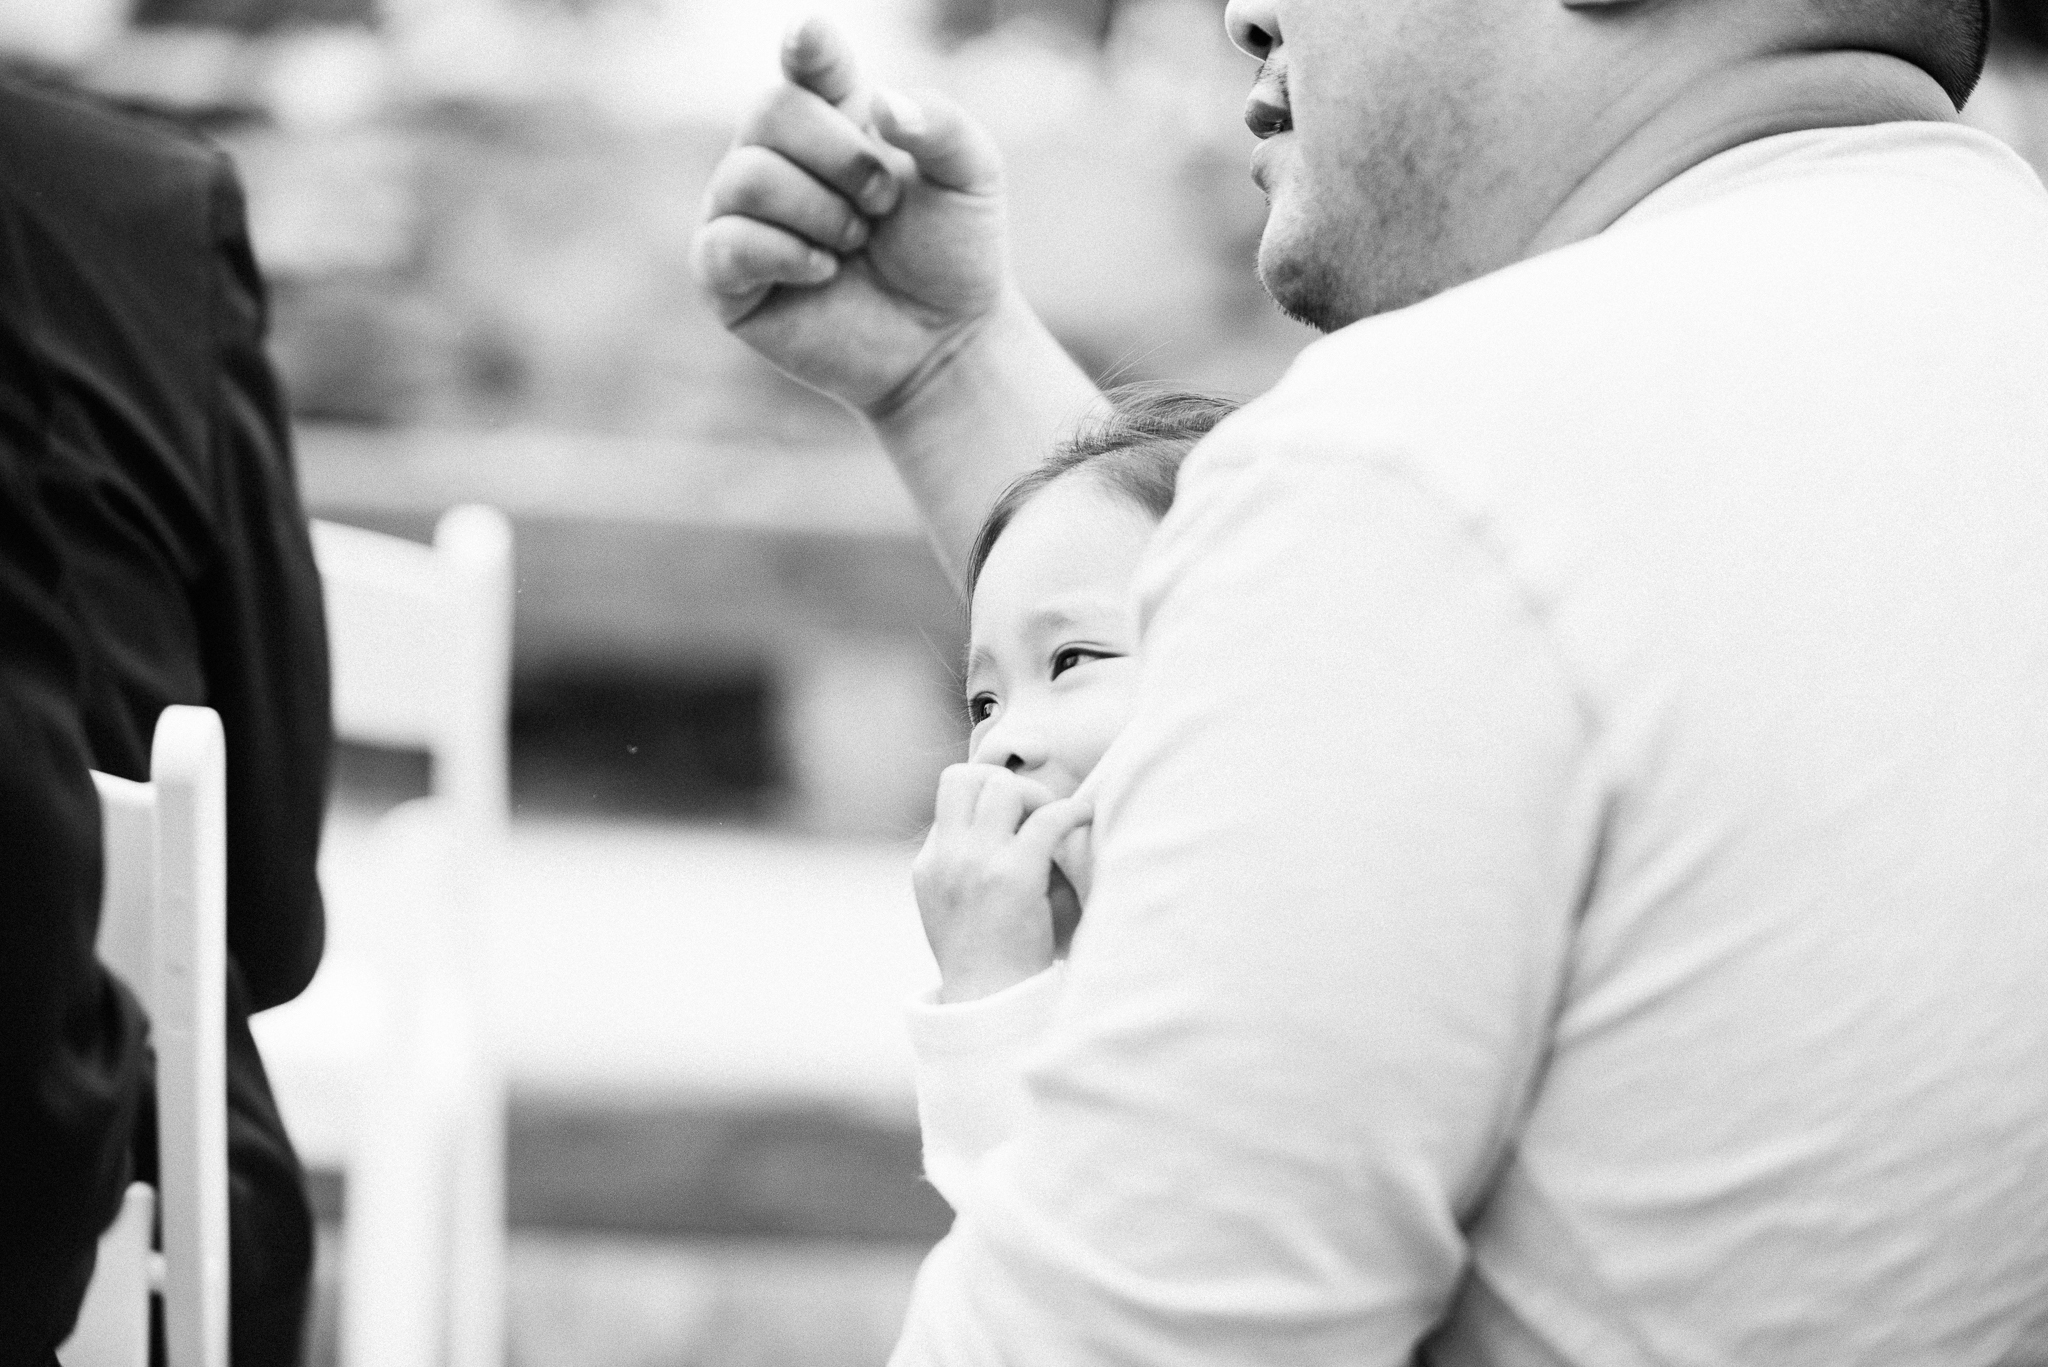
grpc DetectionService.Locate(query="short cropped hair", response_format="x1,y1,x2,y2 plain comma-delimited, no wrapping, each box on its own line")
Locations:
1823,0,1991,107
966,386,1241,598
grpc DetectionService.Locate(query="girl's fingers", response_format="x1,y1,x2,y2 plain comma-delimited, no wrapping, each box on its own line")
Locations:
932,762,990,829
970,770,1028,833
1014,796,1094,862
971,770,1059,832
1053,819,1093,903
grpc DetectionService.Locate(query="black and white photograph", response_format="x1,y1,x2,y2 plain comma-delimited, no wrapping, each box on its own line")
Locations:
3,0,2046,1363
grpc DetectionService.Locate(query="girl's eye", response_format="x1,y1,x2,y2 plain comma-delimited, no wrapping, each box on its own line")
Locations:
1051,647,1108,679
967,694,998,725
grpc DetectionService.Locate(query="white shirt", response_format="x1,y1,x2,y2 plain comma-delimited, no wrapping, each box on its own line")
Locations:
891,122,2048,1366
906,964,1067,1213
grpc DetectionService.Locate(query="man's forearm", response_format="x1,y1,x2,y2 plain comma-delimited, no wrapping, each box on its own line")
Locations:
867,293,1103,588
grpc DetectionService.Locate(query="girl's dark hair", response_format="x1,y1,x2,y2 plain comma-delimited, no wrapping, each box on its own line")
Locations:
965,385,1241,597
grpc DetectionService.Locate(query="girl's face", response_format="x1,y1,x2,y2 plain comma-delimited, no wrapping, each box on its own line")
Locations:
965,474,1155,799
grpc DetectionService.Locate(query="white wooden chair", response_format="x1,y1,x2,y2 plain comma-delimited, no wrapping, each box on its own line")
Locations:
252,505,513,1367
59,705,230,1367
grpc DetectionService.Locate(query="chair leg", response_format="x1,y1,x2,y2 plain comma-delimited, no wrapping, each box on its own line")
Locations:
338,1004,449,1367
444,1064,507,1367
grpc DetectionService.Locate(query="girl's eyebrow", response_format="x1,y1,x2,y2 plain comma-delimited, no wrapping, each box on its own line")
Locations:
966,595,1126,680
1030,608,1081,636
1026,595,1122,636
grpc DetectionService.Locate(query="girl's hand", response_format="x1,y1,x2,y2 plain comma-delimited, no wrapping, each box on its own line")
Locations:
913,764,1094,1003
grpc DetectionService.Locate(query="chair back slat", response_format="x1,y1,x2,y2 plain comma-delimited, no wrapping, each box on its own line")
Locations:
312,508,511,830
146,706,229,1367
314,520,465,751
73,708,229,1367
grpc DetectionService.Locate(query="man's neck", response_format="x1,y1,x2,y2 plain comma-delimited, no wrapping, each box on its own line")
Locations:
1526,50,1958,258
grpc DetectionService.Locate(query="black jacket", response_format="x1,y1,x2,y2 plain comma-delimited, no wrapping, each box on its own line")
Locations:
0,73,329,1358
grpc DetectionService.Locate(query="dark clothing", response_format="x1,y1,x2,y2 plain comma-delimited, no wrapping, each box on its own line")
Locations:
0,290,140,1358
0,73,329,1363
128,965,316,1366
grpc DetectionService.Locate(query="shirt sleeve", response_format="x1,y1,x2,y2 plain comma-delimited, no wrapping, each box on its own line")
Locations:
193,149,331,1012
907,963,1069,1212
889,415,1605,1366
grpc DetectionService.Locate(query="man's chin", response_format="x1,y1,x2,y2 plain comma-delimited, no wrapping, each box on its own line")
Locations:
1257,211,1465,330
1256,236,1364,334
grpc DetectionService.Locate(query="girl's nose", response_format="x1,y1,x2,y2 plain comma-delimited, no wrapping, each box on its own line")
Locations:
988,735,1048,774
975,710,1049,775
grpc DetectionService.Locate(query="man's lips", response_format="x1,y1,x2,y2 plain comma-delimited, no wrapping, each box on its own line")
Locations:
1244,55,1292,196
1245,91,1292,139
1250,131,1287,196
1244,57,1292,138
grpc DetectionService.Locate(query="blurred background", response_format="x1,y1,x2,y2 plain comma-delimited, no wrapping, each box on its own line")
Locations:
8,0,2047,1362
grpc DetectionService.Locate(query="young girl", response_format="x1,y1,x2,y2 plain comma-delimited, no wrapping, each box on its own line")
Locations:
905,387,1238,1211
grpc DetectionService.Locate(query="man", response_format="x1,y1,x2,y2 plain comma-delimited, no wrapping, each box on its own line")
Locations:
696,0,2048,1360
0,73,329,1364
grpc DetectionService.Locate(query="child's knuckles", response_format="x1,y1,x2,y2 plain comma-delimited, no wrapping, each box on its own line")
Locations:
975,876,1034,910
989,848,1039,878
947,859,1004,899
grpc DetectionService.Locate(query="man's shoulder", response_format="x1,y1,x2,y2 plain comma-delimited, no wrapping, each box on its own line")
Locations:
0,73,251,599
1280,122,2046,394
1241,127,2048,478
1242,223,1694,453
0,70,229,234
0,68,223,174
0,72,246,422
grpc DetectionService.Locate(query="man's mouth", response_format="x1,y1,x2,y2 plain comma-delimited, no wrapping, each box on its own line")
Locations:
1250,137,1278,196
1244,59,1292,139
